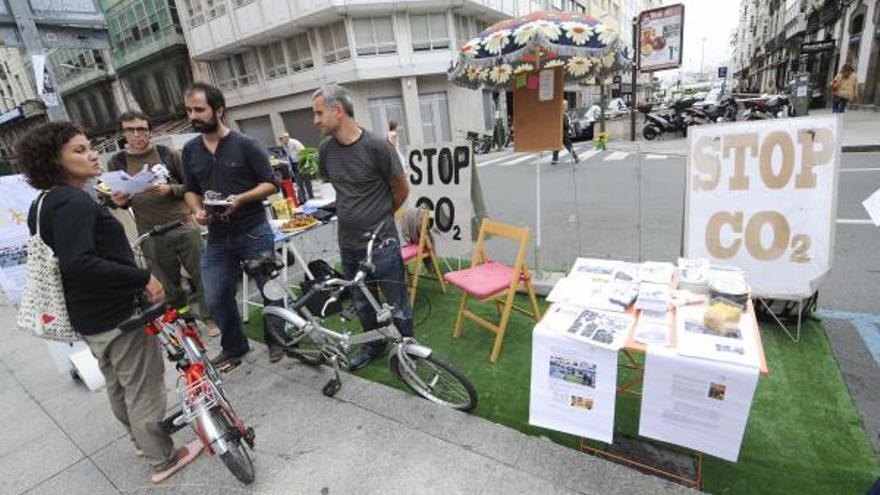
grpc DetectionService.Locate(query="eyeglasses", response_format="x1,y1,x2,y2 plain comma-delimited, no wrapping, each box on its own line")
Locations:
122,127,150,134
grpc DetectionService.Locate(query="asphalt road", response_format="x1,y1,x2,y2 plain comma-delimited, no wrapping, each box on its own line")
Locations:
474,144,880,315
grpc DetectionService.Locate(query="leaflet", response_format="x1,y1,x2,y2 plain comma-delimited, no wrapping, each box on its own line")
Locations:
675,305,760,369
638,345,759,462
530,323,619,443
537,303,633,351
99,169,159,195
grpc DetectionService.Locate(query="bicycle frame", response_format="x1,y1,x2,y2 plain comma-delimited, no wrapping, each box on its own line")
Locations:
145,307,248,456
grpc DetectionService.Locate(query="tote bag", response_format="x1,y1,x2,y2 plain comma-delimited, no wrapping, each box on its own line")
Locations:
16,192,79,342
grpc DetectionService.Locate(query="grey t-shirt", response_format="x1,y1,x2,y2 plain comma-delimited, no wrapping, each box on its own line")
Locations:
319,130,404,250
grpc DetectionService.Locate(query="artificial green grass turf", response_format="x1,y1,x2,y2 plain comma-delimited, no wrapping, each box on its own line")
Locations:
243,275,880,494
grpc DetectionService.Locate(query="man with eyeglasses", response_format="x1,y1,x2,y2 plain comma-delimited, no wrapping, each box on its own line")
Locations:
107,110,220,338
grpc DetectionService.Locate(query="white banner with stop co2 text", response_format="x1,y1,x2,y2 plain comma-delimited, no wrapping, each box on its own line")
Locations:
406,142,473,258
684,116,841,299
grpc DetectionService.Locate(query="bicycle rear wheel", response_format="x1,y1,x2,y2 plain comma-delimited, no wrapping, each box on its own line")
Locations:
263,313,324,366
390,353,477,412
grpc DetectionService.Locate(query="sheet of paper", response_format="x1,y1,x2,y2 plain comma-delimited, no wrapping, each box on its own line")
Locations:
634,310,672,346
568,257,618,283
863,188,880,227
545,277,635,312
538,69,555,101
638,345,759,462
675,305,761,369
0,175,40,302
530,322,619,443
538,303,633,351
99,169,158,195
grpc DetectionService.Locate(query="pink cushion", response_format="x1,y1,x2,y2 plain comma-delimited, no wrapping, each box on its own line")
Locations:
400,243,419,262
444,261,517,299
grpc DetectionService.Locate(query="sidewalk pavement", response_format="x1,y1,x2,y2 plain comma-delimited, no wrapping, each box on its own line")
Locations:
0,303,696,495
603,108,880,156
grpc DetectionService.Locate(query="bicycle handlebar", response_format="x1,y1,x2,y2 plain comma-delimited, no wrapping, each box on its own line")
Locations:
119,298,166,332
131,219,184,249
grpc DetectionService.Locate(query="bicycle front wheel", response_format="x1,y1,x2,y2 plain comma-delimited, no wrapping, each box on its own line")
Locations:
211,409,255,485
263,313,324,366
390,352,477,412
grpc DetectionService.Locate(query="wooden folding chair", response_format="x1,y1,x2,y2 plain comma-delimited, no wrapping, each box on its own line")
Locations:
444,218,542,363
397,207,446,305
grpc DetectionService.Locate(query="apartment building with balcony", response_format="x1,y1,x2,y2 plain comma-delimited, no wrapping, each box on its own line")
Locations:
174,0,539,148
99,0,194,121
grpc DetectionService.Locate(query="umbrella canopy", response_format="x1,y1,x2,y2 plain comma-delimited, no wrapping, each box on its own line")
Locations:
450,11,629,89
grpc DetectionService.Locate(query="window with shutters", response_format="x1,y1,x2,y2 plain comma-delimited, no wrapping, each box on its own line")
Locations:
319,21,351,63
353,17,396,56
286,32,314,72
410,13,450,51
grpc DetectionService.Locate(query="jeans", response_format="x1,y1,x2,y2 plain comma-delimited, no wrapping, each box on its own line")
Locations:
340,237,413,353
832,96,848,113
201,221,282,357
552,136,578,162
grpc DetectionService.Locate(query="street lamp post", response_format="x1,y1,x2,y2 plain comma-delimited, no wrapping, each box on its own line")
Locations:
700,37,707,79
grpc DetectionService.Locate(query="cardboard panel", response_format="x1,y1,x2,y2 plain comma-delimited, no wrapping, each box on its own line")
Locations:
513,67,564,152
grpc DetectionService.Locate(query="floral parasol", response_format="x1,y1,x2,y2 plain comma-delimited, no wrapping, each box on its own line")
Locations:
450,11,629,89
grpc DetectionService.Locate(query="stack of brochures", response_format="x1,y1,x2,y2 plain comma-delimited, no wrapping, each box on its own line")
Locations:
635,282,672,313
677,258,710,293
639,262,676,285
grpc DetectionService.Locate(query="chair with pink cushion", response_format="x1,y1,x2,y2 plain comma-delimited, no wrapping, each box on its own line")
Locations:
399,208,446,306
444,218,541,363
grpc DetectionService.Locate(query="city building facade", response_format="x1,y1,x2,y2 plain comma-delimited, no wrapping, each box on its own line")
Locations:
98,0,194,123
732,0,879,109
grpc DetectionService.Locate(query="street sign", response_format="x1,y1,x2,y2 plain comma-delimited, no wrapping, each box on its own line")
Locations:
718,66,728,78
800,40,834,54
638,4,685,72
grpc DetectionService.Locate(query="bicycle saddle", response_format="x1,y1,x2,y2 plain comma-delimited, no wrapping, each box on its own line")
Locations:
242,252,283,279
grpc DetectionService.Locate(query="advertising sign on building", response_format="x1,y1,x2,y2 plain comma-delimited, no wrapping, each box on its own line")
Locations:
684,116,841,298
638,4,685,72
406,143,473,258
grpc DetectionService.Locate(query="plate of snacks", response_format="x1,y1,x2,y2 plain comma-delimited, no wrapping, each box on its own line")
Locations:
279,214,318,233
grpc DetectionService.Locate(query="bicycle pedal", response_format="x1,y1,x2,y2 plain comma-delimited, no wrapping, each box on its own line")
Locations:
161,410,187,435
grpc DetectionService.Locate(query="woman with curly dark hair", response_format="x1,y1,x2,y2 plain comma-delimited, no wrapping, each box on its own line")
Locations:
16,121,203,484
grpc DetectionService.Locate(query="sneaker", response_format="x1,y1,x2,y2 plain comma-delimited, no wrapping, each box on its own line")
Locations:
150,439,204,484
204,321,221,338
210,354,243,373
268,347,284,363
348,343,386,371
550,160,559,164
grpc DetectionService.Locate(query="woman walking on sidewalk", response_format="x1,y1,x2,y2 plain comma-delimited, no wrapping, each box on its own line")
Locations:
831,63,859,114
15,122,203,484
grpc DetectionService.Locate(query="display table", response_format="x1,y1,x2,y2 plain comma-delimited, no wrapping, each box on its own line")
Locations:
240,219,336,322
530,258,770,490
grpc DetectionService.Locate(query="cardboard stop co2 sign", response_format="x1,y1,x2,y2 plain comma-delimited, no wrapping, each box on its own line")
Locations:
406,142,473,258
684,116,841,299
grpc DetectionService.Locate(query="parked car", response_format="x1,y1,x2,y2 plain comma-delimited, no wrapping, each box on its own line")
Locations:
572,106,600,141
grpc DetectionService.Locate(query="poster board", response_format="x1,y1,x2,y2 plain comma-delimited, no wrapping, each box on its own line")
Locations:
406,142,474,258
0,174,40,302
684,116,841,299
638,4,684,72
513,67,564,152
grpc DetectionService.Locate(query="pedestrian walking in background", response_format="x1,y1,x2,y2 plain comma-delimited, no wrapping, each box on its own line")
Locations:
552,100,579,164
16,121,203,484
832,63,859,114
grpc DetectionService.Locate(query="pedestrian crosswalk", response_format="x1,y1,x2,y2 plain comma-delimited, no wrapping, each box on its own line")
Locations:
475,143,674,168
